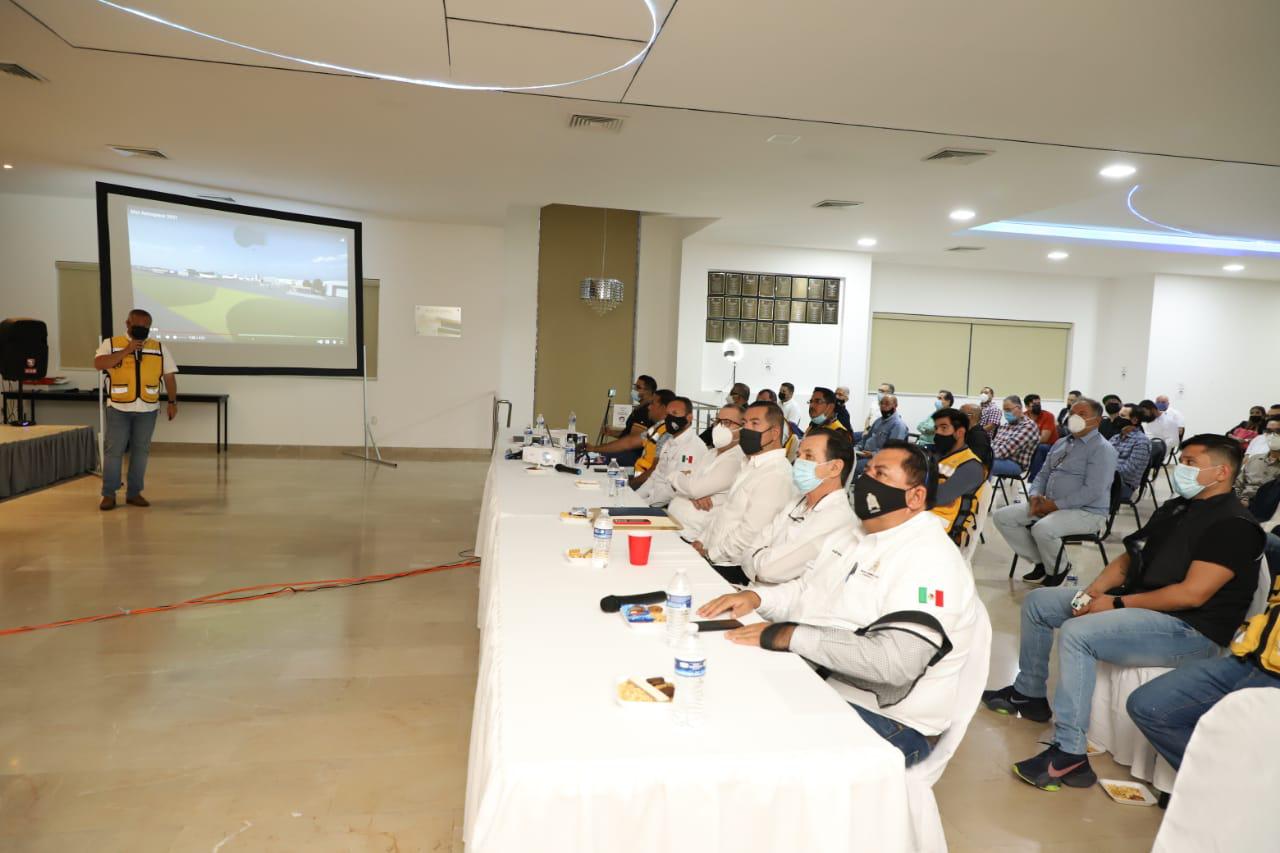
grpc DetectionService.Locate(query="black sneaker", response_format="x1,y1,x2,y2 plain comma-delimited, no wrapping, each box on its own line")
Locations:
1012,743,1097,791
1022,563,1046,583
1042,570,1069,588
981,685,1052,722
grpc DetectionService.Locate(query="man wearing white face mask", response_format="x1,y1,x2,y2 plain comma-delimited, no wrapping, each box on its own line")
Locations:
978,386,1000,435
1234,416,1280,503
740,430,858,585
667,404,747,538
992,398,1118,586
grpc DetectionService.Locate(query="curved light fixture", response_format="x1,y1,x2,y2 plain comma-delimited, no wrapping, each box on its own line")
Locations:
95,0,661,92
580,208,625,315
721,338,744,362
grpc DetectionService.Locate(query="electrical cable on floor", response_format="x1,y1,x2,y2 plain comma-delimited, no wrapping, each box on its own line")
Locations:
0,557,479,637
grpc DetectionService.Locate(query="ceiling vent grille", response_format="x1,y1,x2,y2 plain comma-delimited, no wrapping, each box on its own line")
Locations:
108,145,169,159
813,199,862,210
946,245,985,252
923,147,992,165
0,62,46,82
568,114,624,133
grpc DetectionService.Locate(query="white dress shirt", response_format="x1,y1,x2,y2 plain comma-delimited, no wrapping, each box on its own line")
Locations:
634,427,706,507
699,448,798,565
1144,413,1182,455
754,511,979,736
782,397,806,430
667,445,746,537
741,488,858,585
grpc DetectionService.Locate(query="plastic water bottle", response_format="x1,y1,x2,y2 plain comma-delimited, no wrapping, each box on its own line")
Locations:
535,413,546,442
568,411,577,434
591,509,613,569
665,568,692,645
1065,572,1079,589
606,459,620,497
613,469,628,503
673,625,706,727
523,424,533,446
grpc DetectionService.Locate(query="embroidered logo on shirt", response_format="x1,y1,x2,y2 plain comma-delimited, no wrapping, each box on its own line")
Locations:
918,586,944,607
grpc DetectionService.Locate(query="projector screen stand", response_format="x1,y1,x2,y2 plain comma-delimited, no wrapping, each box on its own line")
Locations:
343,346,397,468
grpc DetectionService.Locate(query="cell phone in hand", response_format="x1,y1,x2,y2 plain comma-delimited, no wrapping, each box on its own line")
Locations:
695,619,744,632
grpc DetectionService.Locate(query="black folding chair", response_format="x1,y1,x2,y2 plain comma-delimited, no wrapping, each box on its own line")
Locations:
1008,473,1124,578
1121,440,1164,528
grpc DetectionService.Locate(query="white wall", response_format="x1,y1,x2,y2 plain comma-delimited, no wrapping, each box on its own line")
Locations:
0,189,518,448
498,204,540,429
869,263,1106,430
635,215,715,391
1091,275,1154,404
1146,273,1279,437
675,239,874,422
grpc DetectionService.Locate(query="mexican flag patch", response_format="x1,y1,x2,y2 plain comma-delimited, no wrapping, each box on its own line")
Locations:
918,587,944,607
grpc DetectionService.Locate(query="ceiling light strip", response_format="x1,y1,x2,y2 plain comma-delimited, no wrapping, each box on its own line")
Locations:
95,0,660,92
970,220,1280,255
1124,185,1210,238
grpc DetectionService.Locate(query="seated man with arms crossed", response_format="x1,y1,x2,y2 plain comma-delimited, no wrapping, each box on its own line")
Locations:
990,395,1039,480
740,429,857,585
631,396,705,506
691,401,797,579
854,393,909,476
699,442,980,766
666,405,746,539
1110,403,1153,502
984,434,1264,791
993,397,1118,586
929,407,987,547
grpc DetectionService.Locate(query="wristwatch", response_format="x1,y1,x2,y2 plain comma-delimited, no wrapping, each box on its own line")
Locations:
1113,596,1126,609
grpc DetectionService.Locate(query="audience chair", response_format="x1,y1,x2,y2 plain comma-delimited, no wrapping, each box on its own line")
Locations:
961,487,992,566
905,599,992,853
987,466,1030,513
1026,442,1051,482
1087,557,1272,798
1007,473,1124,578
1121,446,1165,528
1147,437,1169,503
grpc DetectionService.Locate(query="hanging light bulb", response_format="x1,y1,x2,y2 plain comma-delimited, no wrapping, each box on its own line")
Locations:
579,208,625,315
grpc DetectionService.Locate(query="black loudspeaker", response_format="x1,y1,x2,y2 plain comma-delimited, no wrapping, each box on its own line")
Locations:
0,318,49,382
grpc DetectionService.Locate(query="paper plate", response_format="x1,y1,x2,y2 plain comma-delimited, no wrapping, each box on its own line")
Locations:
1098,778,1157,806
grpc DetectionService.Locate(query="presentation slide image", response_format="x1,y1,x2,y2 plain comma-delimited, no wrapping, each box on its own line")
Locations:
127,206,351,345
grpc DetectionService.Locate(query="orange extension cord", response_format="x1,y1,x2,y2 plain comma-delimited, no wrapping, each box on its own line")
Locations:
0,557,479,637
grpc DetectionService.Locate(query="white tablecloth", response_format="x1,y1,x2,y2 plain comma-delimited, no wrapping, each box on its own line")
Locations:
465,454,914,853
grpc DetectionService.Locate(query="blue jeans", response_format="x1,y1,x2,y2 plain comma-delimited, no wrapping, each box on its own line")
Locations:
1126,655,1279,770
102,407,158,497
852,704,932,767
1264,532,1280,578
1012,588,1221,754
991,458,1023,479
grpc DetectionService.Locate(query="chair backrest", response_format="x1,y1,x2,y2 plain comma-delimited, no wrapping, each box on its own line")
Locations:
908,597,992,788
1100,472,1125,536
961,484,991,565
1148,437,1168,469
1248,557,1272,617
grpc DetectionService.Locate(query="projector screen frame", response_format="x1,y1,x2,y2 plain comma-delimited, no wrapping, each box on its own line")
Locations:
95,181,365,377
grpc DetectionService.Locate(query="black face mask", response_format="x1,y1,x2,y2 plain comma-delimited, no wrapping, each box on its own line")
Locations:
933,433,957,455
738,426,766,456
129,324,150,340
1104,402,1121,416
853,474,910,521
664,415,689,434
1028,404,1042,415
880,408,896,418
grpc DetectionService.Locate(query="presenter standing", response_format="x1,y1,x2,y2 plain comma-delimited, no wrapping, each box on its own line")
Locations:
92,308,178,510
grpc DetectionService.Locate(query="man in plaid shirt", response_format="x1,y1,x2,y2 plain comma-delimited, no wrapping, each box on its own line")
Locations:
979,386,1001,435
1109,404,1152,501
991,395,1040,478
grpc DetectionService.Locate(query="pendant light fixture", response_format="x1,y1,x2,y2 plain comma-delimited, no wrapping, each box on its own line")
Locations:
579,208,625,315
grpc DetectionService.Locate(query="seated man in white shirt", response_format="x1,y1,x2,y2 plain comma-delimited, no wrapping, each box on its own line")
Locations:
691,401,798,573
667,404,746,538
741,428,857,585
699,441,981,767
631,396,706,507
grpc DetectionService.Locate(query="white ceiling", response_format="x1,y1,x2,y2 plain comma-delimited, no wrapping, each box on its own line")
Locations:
2,0,1279,282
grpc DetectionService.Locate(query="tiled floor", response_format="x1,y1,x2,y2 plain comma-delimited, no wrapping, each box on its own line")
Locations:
0,453,1169,851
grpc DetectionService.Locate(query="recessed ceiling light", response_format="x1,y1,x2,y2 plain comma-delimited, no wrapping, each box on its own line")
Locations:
766,134,801,145
1,163,11,169
1223,263,1245,272
1099,163,1137,179
949,208,976,222
1047,250,1069,261
857,237,878,248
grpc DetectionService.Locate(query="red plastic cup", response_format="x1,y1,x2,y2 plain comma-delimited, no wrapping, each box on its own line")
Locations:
628,532,653,566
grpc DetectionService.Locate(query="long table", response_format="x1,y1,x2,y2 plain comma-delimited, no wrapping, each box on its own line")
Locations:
2,389,231,452
465,446,913,852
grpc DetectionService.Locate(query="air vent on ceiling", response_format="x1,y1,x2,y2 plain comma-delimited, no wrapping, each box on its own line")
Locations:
0,63,45,82
568,114,624,133
198,194,236,203
923,147,993,165
108,145,169,159
946,245,985,252
813,199,862,210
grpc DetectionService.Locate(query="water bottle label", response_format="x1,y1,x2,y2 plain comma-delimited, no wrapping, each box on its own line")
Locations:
666,594,692,609
675,659,706,677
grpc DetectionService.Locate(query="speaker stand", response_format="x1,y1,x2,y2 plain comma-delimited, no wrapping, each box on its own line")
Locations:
11,380,34,427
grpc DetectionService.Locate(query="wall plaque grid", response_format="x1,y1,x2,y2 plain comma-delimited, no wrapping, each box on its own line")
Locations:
706,271,842,345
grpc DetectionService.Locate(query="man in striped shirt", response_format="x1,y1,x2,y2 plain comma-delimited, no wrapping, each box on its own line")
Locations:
991,395,1040,478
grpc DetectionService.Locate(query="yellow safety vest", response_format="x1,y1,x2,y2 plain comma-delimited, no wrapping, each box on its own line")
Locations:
634,423,667,474
931,446,985,546
106,336,165,404
1230,575,1280,675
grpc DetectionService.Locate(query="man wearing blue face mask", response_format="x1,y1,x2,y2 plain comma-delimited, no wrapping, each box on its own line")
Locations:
985,434,1263,792
990,395,1040,479
806,387,848,433
739,430,857,585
